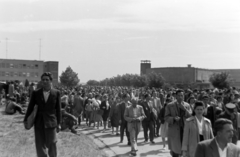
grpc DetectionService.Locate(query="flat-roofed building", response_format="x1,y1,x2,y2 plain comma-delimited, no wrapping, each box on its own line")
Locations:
0,58,59,85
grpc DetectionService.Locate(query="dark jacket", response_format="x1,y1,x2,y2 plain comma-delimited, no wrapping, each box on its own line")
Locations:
24,88,61,128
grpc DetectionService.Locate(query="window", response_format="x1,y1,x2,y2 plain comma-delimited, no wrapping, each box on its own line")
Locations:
6,63,10,68
10,64,14,68
5,72,9,77
35,64,38,69
19,64,22,69
22,72,26,77
35,72,38,77
26,72,30,77
2,63,5,68
14,72,18,77
10,72,13,76
30,72,35,77
19,72,22,77
23,64,26,68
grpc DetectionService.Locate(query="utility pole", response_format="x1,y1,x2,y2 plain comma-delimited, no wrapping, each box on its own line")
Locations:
39,38,41,60
6,38,8,59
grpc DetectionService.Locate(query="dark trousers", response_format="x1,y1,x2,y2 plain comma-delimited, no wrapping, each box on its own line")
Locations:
170,150,181,157
34,125,57,157
120,121,130,142
142,121,154,141
154,118,161,136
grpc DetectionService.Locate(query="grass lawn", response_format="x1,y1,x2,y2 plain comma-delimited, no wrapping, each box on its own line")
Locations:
0,106,108,157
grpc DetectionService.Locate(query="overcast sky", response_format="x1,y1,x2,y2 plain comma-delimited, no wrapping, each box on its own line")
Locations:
0,0,240,82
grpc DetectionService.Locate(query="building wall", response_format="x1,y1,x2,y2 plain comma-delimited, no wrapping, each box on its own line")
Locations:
146,67,196,84
0,59,44,83
141,62,151,75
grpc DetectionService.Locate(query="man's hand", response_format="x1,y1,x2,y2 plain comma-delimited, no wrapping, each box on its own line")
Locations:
174,116,180,122
57,125,61,133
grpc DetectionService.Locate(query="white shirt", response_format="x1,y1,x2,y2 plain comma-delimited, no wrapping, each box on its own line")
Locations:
195,116,203,135
215,138,228,157
43,90,50,102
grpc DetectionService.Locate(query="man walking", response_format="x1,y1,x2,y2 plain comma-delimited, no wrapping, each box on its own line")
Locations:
24,72,61,157
118,93,131,145
152,91,162,137
194,118,240,157
165,89,191,157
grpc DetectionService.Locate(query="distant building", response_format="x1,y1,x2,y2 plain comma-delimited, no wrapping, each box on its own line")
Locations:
140,61,240,88
0,58,59,85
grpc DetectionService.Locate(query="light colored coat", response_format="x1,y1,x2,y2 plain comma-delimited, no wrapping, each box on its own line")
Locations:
152,97,162,114
124,105,146,132
164,101,191,154
182,116,214,157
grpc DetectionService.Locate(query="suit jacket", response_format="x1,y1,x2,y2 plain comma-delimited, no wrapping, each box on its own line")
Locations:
118,101,130,124
182,116,214,157
100,100,111,118
164,100,191,154
141,100,154,122
124,105,146,132
24,88,61,128
194,138,240,157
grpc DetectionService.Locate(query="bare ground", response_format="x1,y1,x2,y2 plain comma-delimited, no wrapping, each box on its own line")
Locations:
0,106,107,157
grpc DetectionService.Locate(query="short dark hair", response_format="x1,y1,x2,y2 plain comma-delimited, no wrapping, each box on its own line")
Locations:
194,101,205,110
214,118,232,134
41,72,53,81
176,89,184,95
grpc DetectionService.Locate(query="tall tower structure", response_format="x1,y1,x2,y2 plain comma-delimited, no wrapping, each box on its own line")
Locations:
140,60,151,75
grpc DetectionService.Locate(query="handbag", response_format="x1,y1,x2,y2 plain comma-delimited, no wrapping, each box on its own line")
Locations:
25,105,38,130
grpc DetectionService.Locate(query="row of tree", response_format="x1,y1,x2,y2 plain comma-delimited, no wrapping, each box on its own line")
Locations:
87,72,165,88
57,66,231,89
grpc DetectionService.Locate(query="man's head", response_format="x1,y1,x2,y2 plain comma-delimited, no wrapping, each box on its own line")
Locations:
131,98,138,108
122,93,130,101
202,95,209,105
152,91,157,98
176,89,184,102
214,118,234,143
144,93,151,101
225,103,236,115
41,72,53,90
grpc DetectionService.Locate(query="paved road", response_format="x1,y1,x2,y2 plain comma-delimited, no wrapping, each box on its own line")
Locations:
77,122,171,157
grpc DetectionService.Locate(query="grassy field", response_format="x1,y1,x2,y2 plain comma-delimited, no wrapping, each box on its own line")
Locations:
0,105,108,157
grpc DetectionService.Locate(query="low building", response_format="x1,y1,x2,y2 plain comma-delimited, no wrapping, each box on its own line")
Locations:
0,58,59,85
141,61,240,88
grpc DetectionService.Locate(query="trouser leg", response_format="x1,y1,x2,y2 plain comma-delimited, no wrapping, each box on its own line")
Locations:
156,119,161,135
34,126,48,157
149,121,154,141
142,122,148,141
45,127,57,157
125,122,130,142
120,123,125,141
130,129,137,151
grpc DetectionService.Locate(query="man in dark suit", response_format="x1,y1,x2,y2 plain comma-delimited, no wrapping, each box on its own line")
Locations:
24,72,61,157
118,93,131,145
141,93,155,144
194,118,240,157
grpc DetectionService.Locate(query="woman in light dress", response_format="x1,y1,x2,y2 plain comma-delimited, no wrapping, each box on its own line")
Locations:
91,94,103,129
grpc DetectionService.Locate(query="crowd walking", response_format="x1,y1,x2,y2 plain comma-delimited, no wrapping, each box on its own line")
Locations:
1,72,240,157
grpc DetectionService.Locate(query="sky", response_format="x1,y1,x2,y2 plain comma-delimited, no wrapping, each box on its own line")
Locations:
0,0,240,83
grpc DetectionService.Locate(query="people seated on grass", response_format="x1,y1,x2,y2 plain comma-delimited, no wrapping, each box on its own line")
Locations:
61,102,78,134
5,96,25,115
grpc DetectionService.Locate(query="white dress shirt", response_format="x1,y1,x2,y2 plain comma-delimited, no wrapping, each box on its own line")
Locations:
43,90,50,102
195,116,203,135
215,138,228,157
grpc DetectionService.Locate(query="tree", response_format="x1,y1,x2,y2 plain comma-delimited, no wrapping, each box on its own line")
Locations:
209,72,230,89
59,66,80,87
86,80,99,86
145,72,165,88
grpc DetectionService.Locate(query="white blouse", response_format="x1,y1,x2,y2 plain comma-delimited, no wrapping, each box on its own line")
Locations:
195,116,203,135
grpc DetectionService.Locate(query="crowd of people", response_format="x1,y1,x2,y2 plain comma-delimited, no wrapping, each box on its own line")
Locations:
1,74,240,157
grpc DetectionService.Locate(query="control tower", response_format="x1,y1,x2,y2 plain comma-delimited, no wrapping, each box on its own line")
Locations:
140,60,151,75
